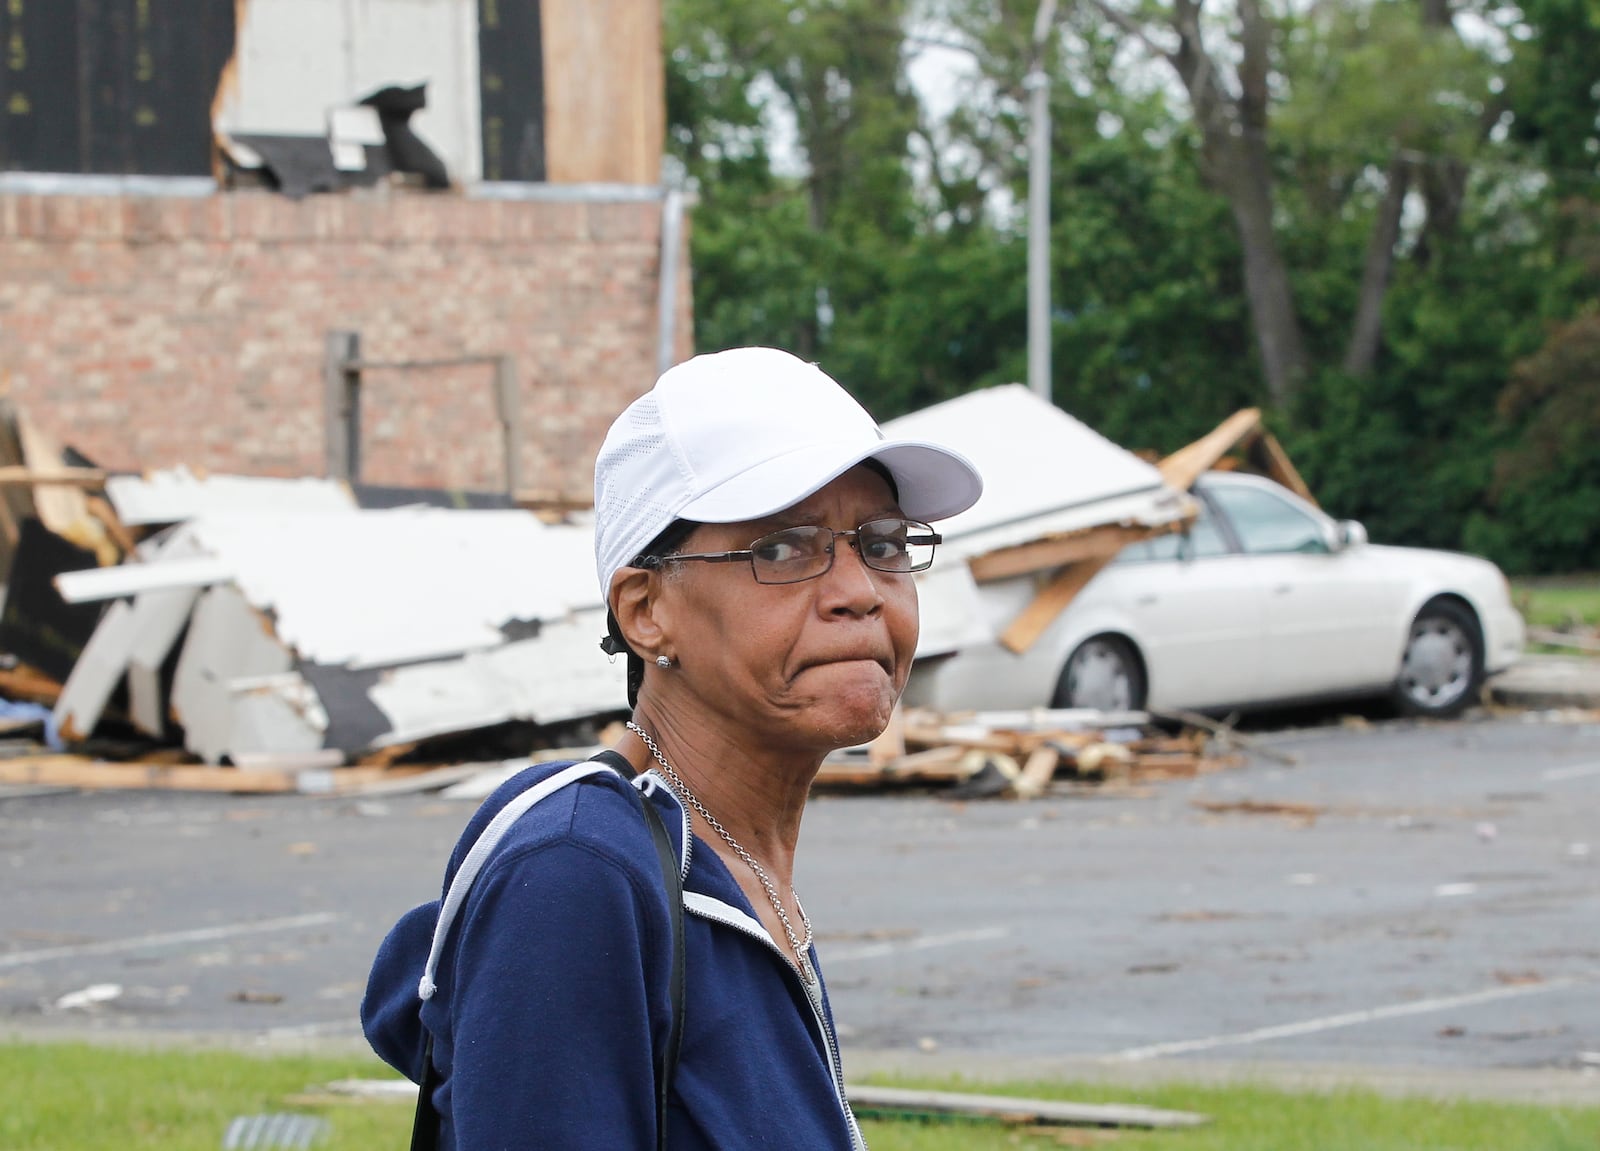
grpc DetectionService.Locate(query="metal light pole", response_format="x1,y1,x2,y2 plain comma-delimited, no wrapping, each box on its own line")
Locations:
1026,0,1058,405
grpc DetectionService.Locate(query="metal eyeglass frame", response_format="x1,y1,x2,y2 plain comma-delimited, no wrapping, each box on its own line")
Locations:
631,517,943,585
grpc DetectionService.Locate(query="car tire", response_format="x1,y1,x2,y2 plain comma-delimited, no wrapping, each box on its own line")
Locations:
1393,599,1484,718
1052,635,1147,711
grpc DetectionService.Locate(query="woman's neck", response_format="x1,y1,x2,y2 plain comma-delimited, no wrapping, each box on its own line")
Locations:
622,702,817,884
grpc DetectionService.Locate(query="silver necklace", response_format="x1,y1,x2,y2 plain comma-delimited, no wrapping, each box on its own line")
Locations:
627,721,816,984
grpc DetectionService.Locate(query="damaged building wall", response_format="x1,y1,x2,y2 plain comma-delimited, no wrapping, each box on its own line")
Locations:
0,192,693,495
214,0,484,184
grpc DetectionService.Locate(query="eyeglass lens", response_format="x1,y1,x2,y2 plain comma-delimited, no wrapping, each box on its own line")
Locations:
749,518,937,584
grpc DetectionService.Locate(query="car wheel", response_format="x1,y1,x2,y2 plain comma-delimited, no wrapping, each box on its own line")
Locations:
1052,635,1147,711
1393,599,1483,718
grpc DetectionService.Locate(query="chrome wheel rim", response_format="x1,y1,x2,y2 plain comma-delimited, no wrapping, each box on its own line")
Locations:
1398,617,1474,711
1066,640,1135,711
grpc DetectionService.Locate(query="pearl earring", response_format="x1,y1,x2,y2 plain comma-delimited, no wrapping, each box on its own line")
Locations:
655,655,672,669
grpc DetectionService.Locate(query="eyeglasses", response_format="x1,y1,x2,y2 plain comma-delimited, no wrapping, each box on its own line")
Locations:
634,517,942,585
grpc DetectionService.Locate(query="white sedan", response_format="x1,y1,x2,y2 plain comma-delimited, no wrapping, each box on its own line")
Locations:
906,472,1525,719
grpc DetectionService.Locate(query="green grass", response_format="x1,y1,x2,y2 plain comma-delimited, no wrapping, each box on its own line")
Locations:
1513,579,1600,634
3,1042,1597,1150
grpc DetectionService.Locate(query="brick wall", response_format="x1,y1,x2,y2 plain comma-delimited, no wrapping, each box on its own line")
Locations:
0,190,694,497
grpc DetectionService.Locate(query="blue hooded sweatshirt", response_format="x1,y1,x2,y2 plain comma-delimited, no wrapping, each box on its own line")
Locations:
362,759,867,1150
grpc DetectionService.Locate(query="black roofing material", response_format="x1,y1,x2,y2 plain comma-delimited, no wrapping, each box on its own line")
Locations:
0,0,234,176
360,84,451,189
229,134,391,200
477,0,547,182
0,518,106,684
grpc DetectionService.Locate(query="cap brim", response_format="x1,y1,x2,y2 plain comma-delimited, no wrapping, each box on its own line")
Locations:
679,437,983,526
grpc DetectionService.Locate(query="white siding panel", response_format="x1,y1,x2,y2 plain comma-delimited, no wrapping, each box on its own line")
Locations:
216,0,483,183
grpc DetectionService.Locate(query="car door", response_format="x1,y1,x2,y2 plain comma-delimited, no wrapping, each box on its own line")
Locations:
1094,494,1267,710
1204,478,1410,698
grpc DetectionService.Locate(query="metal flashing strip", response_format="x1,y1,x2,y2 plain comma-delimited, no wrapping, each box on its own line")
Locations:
470,181,666,203
0,172,218,198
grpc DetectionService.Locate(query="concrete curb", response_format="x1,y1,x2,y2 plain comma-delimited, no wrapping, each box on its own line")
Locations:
1487,655,1600,711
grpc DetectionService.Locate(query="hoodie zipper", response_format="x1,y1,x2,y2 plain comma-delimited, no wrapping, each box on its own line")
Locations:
640,772,865,1150
684,895,867,1151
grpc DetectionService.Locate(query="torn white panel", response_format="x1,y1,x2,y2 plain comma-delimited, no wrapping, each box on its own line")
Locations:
368,610,626,746
56,556,234,604
171,586,299,764
883,385,1188,549
105,467,356,526
190,511,601,667
913,563,994,659
329,106,385,170
213,0,483,183
126,586,202,738
487,611,628,724
51,601,140,741
227,675,329,765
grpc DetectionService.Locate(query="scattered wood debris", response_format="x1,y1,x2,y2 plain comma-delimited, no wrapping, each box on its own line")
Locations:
815,707,1246,798
0,398,1292,798
1192,798,1325,825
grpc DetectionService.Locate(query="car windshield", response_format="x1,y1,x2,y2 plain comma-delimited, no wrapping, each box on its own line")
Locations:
1209,483,1329,554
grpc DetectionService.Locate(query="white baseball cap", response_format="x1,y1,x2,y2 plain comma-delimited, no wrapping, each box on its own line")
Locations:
593,346,983,600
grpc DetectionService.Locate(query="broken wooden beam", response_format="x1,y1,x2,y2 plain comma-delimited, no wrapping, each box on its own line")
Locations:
1156,408,1263,492
844,1084,1208,1130
999,555,1114,654
0,755,414,795
968,523,1174,584
0,466,110,488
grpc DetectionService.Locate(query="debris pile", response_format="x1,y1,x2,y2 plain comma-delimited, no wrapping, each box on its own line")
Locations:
816,707,1247,799
0,392,1290,796
0,403,626,791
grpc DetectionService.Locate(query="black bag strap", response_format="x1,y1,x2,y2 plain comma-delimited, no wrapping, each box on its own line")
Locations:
409,1031,440,1151
408,753,687,1150
638,774,688,1144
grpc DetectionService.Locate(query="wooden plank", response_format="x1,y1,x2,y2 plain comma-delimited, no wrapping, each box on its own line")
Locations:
844,1085,1207,1130
541,0,664,184
867,703,906,767
85,495,138,556
14,414,115,564
1251,430,1317,506
0,466,109,488
1012,745,1060,799
0,663,65,706
0,756,401,795
998,557,1114,655
968,523,1173,583
1156,409,1262,492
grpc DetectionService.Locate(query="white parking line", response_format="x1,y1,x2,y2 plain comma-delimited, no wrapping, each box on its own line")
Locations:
1543,761,1600,782
0,912,342,969
1102,974,1594,1062
825,925,1010,963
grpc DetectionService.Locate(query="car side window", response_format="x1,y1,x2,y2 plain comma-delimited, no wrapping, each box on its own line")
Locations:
1209,485,1329,554
1113,501,1229,564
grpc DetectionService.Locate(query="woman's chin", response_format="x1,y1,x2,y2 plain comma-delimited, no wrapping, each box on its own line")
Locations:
798,670,900,749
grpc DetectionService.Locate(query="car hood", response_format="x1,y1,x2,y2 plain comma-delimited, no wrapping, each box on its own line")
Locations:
1362,543,1508,594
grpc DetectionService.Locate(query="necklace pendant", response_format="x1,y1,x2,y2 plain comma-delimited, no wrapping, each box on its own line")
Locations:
797,951,817,986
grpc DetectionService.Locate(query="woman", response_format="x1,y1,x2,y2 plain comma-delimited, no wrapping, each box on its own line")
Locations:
363,346,982,1149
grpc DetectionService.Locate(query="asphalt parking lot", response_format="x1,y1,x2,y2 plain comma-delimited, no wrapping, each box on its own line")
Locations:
3,710,1597,1097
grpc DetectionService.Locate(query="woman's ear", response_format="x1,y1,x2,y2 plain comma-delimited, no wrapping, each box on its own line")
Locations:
611,568,666,656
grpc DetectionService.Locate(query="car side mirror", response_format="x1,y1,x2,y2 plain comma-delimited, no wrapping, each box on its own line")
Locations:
1337,520,1368,549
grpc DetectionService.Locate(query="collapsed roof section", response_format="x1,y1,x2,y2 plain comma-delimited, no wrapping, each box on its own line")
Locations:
886,385,1195,657
42,471,624,764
